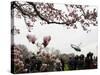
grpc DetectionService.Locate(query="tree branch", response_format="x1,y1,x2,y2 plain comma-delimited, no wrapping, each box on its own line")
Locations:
12,1,37,17
27,2,71,25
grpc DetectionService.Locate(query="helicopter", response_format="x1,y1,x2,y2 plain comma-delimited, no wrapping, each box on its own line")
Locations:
71,43,82,52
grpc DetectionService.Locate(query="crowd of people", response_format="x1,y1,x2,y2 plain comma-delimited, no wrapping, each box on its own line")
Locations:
67,52,97,70
23,51,64,73
12,45,97,73
24,52,97,73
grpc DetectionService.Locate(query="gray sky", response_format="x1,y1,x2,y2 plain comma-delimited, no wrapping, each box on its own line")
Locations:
14,4,98,56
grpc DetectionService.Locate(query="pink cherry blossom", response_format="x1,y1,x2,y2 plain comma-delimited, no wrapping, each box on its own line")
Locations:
27,34,37,44
43,36,51,47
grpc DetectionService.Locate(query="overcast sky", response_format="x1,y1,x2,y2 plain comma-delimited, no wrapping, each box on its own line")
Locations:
13,4,98,56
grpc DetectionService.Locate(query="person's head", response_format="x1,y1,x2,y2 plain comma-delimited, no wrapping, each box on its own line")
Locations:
80,54,84,60
31,55,36,60
75,55,79,59
69,57,72,60
25,58,30,64
87,52,93,58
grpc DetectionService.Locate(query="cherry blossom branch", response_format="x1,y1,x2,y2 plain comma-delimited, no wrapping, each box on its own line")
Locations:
11,1,97,33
